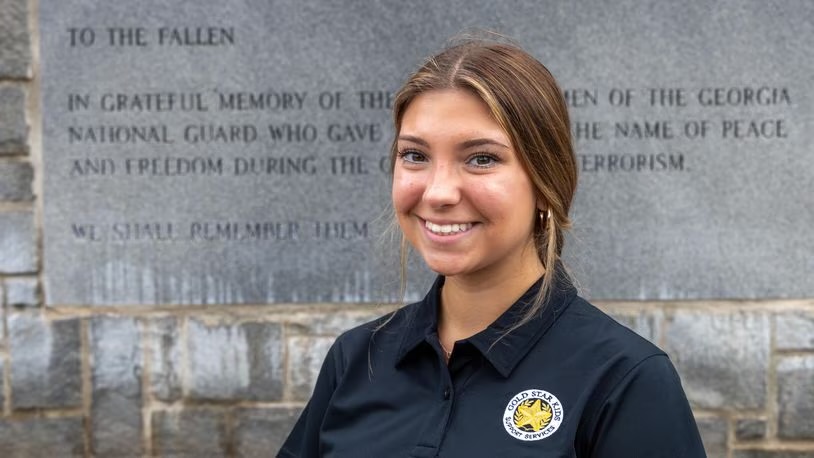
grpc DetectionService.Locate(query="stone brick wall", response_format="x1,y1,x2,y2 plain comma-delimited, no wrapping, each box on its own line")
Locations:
1,0,813,456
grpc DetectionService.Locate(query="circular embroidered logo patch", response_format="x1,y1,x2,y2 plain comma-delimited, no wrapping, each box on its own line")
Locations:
503,389,563,441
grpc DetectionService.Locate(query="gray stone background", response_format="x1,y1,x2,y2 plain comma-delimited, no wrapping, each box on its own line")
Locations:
39,0,814,305
1,0,813,457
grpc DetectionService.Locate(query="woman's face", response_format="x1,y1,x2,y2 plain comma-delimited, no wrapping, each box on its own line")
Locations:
393,89,541,280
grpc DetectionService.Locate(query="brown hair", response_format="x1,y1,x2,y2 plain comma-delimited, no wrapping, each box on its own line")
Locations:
390,37,578,328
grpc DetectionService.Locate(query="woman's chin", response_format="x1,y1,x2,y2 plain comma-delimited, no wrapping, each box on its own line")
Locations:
423,258,473,278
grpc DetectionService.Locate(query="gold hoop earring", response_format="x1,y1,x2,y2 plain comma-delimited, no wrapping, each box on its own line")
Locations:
539,209,553,227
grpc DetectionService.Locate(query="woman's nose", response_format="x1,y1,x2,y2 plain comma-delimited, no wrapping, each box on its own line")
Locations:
423,163,461,208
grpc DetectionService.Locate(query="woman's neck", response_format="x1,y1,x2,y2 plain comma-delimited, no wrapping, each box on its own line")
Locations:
437,253,544,349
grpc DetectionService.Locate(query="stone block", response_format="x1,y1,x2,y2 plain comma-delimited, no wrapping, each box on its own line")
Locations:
0,86,27,154
235,407,302,457
0,417,84,457
736,418,767,440
606,310,661,343
0,210,36,273
0,160,33,200
9,313,81,408
152,409,228,458
695,416,727,458
5,276,39,307
0,0,30,78
665,311,769,409
776,313,814,350
91,317,143,456
734,452,814,458
287,336,335,401
777,355,814,439
147,317,182,402
289,310,386,336
187,319,283,401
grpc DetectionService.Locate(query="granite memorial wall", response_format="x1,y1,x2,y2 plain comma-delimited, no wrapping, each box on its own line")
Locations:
41,0,813,305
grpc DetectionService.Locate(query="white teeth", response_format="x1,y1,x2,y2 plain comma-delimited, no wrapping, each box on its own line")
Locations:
424,220,473,236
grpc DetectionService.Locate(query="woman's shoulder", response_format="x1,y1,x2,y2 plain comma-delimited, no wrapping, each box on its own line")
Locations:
555,294,667,367
332,301,423,356
556,297,705,455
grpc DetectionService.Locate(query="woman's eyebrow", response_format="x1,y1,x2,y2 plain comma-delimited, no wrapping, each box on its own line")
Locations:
397,135,429,146
398,135,508,149
459,138,509,149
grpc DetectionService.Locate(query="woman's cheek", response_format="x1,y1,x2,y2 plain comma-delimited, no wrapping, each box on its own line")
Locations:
392,176,424,211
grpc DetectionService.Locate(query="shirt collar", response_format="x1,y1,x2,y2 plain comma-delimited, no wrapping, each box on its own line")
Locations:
394,267,577,378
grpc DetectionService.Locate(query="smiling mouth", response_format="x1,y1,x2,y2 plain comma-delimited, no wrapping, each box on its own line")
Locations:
424,220,474,236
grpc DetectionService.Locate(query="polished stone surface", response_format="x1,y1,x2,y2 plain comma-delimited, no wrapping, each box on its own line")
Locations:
40,0,814,303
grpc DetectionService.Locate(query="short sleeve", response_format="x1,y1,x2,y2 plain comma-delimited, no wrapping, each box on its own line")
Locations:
277,339,344,458
585,354,706,458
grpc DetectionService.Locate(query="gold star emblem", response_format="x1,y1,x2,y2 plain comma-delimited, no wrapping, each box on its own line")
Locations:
513,399,553,432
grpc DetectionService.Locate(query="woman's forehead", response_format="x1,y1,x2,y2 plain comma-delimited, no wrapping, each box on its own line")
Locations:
398,89,510,143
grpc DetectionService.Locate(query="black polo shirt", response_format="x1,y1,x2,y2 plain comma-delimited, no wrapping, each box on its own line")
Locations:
279,275,705,457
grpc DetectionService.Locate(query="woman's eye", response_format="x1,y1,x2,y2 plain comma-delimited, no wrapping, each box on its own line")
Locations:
467,154,499,168
398,150,427,163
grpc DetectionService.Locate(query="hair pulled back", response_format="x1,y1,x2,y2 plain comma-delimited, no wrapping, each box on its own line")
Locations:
391,38,578,325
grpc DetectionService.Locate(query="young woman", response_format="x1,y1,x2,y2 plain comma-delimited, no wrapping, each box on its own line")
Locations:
279,39,705,457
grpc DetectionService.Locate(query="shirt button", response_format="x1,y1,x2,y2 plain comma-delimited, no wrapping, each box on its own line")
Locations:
443,388,451,400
